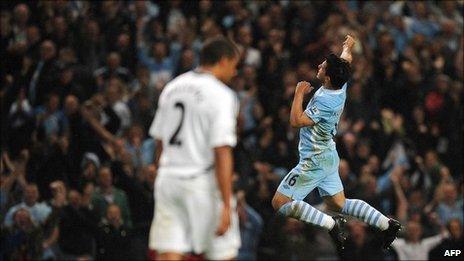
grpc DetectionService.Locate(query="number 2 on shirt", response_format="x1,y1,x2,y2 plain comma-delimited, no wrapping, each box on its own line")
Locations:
169,102,185,146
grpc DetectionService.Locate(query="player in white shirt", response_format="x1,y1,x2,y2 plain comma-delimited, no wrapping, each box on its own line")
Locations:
148,37,241,260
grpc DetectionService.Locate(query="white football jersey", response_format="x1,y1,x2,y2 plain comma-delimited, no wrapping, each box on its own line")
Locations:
149,71,239,178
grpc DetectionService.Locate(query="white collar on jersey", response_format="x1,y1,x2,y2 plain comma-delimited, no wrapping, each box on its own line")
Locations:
193,68,215,77
321,83,346,94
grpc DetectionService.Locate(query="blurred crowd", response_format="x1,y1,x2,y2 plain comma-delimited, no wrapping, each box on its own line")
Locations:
1,1,463,260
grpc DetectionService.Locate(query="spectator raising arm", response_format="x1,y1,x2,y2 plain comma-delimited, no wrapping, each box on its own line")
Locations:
80,104,116,145
390,167,408,223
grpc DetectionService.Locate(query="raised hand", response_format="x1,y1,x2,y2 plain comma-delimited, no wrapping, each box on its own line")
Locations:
343,35,355,51
295,81,314,95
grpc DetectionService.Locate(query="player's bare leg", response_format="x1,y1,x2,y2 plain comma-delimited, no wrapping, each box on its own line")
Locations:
271,191,292,210
157,252,184,261
323,191,346,212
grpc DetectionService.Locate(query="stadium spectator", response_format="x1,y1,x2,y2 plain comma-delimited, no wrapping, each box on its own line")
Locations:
237,190,263,261
105,77,132,133
1,208,43,260
123,124,155,171
278,218,314,260
26,40,59,106
174,48,197,77
42,180,66,259
91,166,132,228
236,24,261,68
79,152,100,187
338,159,357,198
11,4,30,43
429,218,463,260
342,221,384,260
115,32,137,73
3,183,51,227
6,90,35,158
392,220,449,260
58,188,98,259
436,183,464,224
0,151,28,215
136,38,177,89
54,64,80,101
111,162,155,260
96,204,131,260
76,19,106,73
94,52,132,88
35,93,67,143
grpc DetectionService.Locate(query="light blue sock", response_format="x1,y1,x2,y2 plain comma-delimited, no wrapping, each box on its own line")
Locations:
341,199,389,230
278,200,335,230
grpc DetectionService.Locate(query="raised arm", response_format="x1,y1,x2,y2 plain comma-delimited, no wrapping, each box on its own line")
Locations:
340,35,355,64
390,167,409,223
289,81,315,128
81,106,116,144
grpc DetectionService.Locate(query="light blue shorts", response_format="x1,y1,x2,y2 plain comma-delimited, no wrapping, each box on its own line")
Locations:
277,149,343,200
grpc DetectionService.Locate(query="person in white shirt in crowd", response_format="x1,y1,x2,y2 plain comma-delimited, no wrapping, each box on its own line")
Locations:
4,183,51,226
391,220,449,260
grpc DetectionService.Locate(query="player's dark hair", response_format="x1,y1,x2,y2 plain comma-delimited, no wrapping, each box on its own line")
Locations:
326,53,351,89
200,36,239,66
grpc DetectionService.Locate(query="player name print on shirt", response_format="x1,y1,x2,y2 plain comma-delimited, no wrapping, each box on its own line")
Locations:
164,84,205,103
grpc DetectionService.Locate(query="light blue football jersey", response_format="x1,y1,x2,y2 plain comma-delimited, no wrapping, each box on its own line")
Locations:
299,83,347,161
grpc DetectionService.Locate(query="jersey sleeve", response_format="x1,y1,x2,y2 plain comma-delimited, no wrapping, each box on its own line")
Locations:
149,92,166,140
304,98,331,124
209,92,238,148
342,82,348,91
